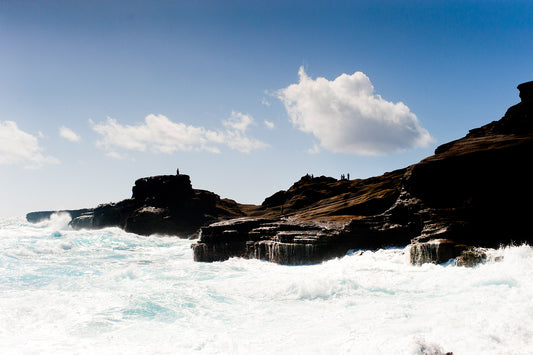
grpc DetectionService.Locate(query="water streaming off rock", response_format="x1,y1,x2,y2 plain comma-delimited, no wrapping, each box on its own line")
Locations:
1,215,532,354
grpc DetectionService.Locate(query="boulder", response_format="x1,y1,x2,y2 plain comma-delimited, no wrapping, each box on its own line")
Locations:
409,239,458,265
455,247,488,267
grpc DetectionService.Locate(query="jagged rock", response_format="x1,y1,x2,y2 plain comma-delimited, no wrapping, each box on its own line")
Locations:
410,239,458,265
518,80,533,102
193,218,346,263
29,174,245,237
192,215,416,264
455,247,488,267
124,206,182,236
68,212,94,229
410,241,493,267
26,208,93,223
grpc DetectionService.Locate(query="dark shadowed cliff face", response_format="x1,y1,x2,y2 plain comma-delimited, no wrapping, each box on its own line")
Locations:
403,95,533,245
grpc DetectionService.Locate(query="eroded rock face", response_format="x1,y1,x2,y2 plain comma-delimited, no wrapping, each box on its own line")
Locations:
68,212,94,229
410,239,458,265
192,214,419,264
409,239,494,267
26,208,93,223
192,218,351,264
455,248,488,267
28,174,245,237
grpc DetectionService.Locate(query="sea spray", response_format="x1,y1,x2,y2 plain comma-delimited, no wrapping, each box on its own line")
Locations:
1,217,532,354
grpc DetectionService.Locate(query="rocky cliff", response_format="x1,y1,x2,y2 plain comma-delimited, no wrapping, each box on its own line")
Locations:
192,81,533,264
27,82,533,265
28,174,245,237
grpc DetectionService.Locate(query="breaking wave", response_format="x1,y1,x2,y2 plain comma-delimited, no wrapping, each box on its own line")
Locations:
0,216,532,354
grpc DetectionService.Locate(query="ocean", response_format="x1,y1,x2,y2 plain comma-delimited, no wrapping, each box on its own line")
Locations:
0,213,532,354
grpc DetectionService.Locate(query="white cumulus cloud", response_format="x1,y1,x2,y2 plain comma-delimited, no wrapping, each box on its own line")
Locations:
0,121,59,168
222,111,253,132
90,112,268,157
59,126,81,142
277,67,433,155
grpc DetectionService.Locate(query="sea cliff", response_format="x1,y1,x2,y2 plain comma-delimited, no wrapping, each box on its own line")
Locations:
27,82,533,265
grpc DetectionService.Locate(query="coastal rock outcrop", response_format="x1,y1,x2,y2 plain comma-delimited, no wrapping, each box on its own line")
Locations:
26,208,93,223
29,174,245,237
193,218,351,264
193,82,533,264
27,82,533,266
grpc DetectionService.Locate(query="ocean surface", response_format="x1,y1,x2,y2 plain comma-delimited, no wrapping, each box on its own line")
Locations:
0,214,532,355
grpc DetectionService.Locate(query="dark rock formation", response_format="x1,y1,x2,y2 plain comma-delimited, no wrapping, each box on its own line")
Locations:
410,239,496,267
28,174,245,237
455,247,489,267
193,218,354,264
26,208,93,223
192,170,417,263
410,239,463,265
28,82,533,265
518,81,533,102
193,82,533,265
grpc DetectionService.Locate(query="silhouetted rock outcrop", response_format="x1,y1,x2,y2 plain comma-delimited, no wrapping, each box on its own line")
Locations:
29,174,245,237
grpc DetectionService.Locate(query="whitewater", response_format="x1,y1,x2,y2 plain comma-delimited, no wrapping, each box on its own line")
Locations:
0,214,532,354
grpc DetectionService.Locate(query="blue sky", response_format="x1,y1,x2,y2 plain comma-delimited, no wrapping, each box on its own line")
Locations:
1,0,532,216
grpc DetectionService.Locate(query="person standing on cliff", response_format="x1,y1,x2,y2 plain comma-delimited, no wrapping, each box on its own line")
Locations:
176,168,180,175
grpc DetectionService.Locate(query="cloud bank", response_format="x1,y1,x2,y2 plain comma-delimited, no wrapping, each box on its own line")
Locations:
0,121,59,168
278,67,433,155
91,112,268,157
59,126,81,142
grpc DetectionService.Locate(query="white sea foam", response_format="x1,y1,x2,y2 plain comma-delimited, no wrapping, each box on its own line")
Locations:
0,216,532,354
